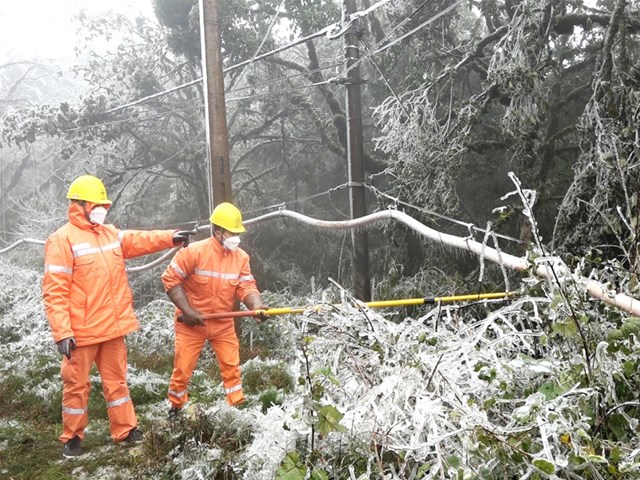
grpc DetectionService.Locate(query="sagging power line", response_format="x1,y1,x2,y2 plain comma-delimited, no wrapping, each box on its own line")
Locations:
56,1,464,137
102,0,431,115
3,207,639,318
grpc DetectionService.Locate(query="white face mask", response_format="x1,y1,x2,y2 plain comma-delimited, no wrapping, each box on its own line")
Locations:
89,206,108,225
223,235,241,251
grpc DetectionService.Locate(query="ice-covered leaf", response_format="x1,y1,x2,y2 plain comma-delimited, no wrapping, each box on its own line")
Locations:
532,458,556,474
276,452,307,480
316,404,347,435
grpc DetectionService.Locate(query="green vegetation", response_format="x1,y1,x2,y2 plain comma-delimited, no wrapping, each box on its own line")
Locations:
3,257,640,478
1,0,640,475
0,320,290,479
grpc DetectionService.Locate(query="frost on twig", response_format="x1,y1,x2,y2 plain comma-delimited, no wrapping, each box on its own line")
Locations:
247,289,635,479
2,260,640,478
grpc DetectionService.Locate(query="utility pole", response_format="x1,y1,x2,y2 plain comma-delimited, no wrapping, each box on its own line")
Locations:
200,0,243,335
343,0,371,301
199,0,232,207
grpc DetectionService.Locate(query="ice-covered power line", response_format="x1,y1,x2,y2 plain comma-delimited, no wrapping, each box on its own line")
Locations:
230,63,343,93
60,63,343,133
364,184,524,244
352,0,394,19
3,207,640,316
245,182,524,244
97,64,341,126
2,1,463,141
338,0,465,80
366,0,433,49
103,0,396,114
370,0,464,55
35,0,462,150
64,0,460,128
65,78,335,134
229,0,287,95
104,80,203,114
0,238,45,253
0,180,521,252
227,79,333,103
103,23,343,115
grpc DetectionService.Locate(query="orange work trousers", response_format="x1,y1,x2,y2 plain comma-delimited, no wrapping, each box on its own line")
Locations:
168,319,244,407
59,336,137,443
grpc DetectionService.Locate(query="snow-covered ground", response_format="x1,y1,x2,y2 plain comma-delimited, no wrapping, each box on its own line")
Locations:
2,257,640,478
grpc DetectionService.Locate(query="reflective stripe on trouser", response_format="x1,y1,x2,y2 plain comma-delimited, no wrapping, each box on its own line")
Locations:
169,319,244,407
59,336,137,443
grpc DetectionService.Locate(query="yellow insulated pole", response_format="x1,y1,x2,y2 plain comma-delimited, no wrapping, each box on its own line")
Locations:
365,291,517,308
185,291,516,321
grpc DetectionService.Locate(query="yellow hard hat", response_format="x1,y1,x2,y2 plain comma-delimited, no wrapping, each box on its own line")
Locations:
209,202,245,233
66,175,112,205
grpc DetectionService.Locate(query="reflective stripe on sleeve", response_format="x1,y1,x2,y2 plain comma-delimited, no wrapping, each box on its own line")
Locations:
46,264,73,274
170,262,187,278
106,396,131,408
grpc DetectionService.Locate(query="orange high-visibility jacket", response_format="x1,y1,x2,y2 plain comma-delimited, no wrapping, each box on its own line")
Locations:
43,202,176,346
161,237,259,318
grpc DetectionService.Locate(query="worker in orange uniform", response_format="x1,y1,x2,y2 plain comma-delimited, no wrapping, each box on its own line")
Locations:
43,174,195,459
162,202,268,415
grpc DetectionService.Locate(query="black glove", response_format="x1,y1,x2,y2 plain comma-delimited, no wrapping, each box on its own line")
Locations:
57,337,76,360
173,230,196,247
